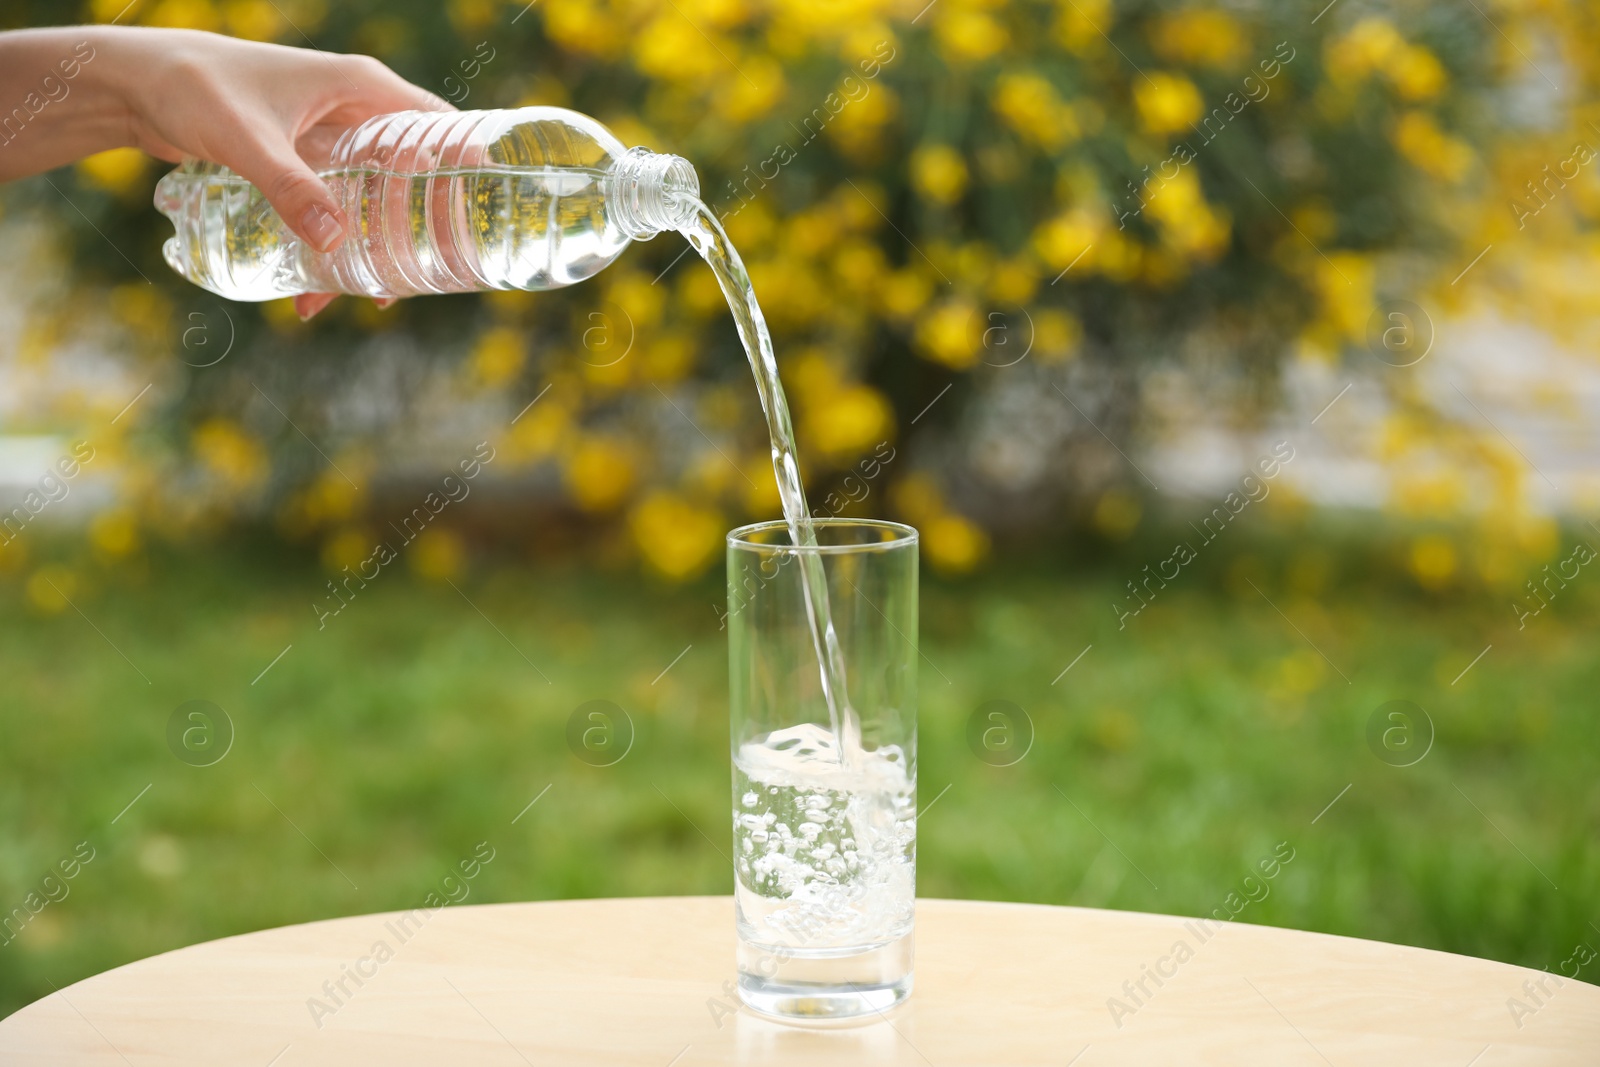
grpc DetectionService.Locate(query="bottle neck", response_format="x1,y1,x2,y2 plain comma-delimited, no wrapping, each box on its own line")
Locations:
608,148,701,239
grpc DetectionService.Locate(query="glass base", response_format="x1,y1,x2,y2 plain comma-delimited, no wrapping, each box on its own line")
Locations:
737,931,913,1022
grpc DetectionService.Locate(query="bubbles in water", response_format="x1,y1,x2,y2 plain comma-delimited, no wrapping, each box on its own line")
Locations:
733,723,914,950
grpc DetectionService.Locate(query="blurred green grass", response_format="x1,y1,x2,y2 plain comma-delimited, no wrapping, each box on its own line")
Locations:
2,523,1597,1017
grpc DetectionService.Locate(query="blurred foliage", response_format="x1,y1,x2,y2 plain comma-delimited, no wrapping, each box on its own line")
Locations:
0,0,1597,586
1,526,1597,1015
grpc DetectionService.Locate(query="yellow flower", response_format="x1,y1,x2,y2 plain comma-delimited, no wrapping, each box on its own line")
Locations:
261,297,309,336
934,8,1008,64
1388,44,1447,100
193,419,267,490
914,300,980,369
1391,470,1467,517
829,180,888,232
485,288,536,321
300,465,365,526
222,0,282,40
564,437,637,513
351,15,409,57
1093,229,1143,283
110,283,172,342
879,268,935,322
840,24,897,67
725,200,777,251
504,395,570,465
447,0,497,33
741,456,782,516
678,269,729,320
1134,73,1204,136
1054,0,1112,57
1408,535,1458,590
834,239,890,296
630,491,724,581
469,326,525,388
546,0,623,57
1092,489,1141,540
77,148,150,197
1143,169,1231,261
606,270,666,330
1266,649,1326,699
827,85,900,163
890,472,943,525
987,258,1040,304
922,511,990,574
633,15,731,82
1291,200,1339,244
91,0,141,19
1297,251,1373,345
717,55,786,123
783,348,841,403
1032,308,1082,363
786,207,843,259
746,259,828,330
144,0,220,30
409,528,466,582
0,536,27,575
993,73,1079,153
26,566,78,615
1392,111,1472,182
90,509,140,559
683,0,749,30
643,331,697,383
1032,208,1104,272
321,527,372,572
911,144,969,205
1326,18,1404,86
684,449,735,499
803,384,894,463
1148,9,1247,69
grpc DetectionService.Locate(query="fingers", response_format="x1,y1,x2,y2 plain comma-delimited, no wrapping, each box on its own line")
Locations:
295,293,338,320
292,295,396,321
226,133,348,252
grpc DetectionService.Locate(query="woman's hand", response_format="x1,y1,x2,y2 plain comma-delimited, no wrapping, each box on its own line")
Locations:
0,26,449,318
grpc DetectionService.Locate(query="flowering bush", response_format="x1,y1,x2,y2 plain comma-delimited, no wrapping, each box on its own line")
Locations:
3,0,1595,586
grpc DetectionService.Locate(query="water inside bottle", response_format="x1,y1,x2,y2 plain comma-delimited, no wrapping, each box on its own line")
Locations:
156,162,640,300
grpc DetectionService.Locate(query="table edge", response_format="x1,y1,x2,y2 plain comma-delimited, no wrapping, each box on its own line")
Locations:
5,894,1594,1025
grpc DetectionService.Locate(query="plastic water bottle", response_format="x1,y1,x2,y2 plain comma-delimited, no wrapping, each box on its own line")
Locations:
153,106,701,301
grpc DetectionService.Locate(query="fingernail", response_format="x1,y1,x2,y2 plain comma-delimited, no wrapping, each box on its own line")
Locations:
374,297,395,309
301,204,344,252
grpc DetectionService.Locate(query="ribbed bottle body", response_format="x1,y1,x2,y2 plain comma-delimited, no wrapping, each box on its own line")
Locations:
154,107,691,301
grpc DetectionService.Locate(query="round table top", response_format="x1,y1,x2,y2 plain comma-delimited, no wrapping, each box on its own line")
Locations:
2,896,1594,1064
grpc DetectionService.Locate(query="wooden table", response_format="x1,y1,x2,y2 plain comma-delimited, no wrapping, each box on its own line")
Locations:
2,897,1594,1064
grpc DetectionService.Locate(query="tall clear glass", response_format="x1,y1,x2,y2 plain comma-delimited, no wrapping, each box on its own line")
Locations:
726,518,918,1020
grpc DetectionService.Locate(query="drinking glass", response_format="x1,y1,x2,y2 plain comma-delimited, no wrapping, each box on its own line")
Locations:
726,518,918,1020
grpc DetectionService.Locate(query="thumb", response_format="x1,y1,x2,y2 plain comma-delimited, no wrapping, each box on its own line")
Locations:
225,135,347,253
